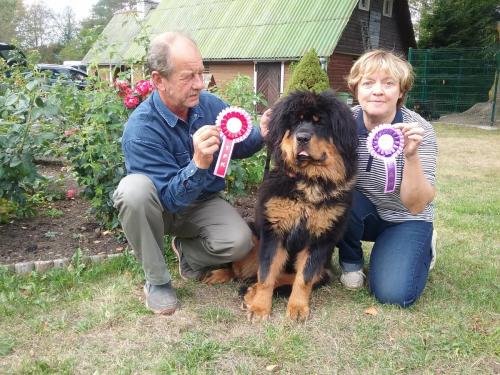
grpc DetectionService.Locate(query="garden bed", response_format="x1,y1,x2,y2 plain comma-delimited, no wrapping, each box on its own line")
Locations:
0,163,124,266
0,162,257,268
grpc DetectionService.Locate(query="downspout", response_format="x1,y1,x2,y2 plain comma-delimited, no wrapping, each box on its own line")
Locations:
280,61,285,95
253,61,258,94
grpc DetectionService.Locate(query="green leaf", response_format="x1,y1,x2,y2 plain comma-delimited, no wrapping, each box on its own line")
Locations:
26,80,38,92
4,94,18,107
34,96,44,108
9,156,22,168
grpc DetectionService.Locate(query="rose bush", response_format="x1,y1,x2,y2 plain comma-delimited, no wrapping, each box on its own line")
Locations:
116,79,153,110
0,66,61,219
0,64,265,229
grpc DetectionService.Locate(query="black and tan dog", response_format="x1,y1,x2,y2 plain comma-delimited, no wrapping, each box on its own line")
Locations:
205,90,358,321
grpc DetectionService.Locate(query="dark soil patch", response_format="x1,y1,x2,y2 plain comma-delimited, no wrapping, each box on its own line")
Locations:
0,163,257,266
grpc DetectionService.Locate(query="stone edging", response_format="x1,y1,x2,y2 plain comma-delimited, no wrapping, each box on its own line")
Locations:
0,253,124,275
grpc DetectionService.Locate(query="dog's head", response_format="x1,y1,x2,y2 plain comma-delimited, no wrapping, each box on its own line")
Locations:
267,90,358,182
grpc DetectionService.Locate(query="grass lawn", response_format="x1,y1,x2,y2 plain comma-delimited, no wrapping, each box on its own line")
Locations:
1,124,499,374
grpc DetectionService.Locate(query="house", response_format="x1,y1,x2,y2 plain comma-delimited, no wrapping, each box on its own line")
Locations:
83,0,416,108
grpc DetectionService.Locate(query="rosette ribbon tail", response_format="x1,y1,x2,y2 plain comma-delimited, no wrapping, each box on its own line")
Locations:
384,158,397,193
212,107,253,178
214,138,235,178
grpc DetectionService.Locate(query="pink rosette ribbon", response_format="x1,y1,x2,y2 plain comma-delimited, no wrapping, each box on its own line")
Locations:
213,107,253,178
366,124,404,193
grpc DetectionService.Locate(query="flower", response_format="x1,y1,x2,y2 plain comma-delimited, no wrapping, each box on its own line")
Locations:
66,189,76,199
117,78,153,110
124,94,140,109
117,86,132,98
134,79,153,97
114,79,129,92
63,128,78,137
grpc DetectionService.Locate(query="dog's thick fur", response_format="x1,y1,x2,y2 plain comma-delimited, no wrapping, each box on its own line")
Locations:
204,90,358,321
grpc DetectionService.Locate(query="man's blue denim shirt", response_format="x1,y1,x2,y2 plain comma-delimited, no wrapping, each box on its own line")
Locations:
122,90,264,213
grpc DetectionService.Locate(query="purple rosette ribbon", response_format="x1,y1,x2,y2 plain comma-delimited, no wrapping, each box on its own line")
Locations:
366,124,404,193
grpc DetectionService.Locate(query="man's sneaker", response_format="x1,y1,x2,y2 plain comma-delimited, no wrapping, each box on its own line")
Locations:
143,281,177,315
171,237,205,281
340,269,366,290
429,229,438,271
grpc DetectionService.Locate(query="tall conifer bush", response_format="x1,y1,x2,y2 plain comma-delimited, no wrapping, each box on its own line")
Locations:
285,48,330,94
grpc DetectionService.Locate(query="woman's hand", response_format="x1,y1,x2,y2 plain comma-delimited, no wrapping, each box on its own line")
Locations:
394,122,424,159
259,108,272,138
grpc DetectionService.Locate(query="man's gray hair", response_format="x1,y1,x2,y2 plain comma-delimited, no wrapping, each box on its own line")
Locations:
147,31,197,77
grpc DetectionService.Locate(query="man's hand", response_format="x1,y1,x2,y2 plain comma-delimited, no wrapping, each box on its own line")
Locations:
192,125,220,169
259,108,272,138
394,122,424,159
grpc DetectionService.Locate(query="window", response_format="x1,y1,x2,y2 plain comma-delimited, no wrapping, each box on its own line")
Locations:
383,0,393,17
358,0,370,11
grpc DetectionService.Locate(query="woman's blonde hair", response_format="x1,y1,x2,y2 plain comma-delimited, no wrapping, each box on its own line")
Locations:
347,49,414,107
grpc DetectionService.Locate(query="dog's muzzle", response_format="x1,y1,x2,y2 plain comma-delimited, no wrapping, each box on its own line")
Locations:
295,122,314,160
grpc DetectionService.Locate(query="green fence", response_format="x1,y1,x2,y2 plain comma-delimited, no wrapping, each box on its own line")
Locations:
406,47,499,124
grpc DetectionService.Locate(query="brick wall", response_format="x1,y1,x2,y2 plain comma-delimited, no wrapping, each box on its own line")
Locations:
207,62,254,89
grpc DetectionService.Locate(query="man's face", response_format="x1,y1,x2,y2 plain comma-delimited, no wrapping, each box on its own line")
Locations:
155,40,205,114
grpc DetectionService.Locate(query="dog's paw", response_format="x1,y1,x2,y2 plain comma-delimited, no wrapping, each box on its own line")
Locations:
243,284,272,323
202,268,234,285
246,304,271,323
286,302,310,321
242,284,258,305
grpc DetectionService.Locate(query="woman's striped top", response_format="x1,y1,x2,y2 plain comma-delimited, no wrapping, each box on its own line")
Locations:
352,105,438,223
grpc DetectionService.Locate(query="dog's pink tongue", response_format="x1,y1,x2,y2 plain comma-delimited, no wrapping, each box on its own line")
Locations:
299,151,309,156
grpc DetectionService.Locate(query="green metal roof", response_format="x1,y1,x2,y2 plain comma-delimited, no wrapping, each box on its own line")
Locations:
84,0,359,64
83,12,143,64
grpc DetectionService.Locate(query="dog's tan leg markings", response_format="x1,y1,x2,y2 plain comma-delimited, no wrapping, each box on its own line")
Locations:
203,268,234,285
275,272,296,287
286,250,319,321
203,236,259,285
244,246,288,322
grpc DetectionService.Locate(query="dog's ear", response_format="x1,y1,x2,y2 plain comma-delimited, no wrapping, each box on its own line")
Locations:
320,90,359,178
265,92,298,161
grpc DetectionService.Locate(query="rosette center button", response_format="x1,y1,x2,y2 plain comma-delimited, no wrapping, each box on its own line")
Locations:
378,134,394,151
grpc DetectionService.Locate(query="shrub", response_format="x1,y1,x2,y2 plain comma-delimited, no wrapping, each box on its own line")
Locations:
285,48,330,94
0,67,60,219
216,74,267,121
65,83,129,229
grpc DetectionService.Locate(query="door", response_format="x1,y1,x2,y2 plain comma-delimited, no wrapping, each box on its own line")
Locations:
256,62,281,113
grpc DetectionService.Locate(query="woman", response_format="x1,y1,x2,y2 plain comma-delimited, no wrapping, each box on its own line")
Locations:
338,49,438,307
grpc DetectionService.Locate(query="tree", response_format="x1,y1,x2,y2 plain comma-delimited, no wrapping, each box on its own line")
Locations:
16,1,56,49
285,49,330,95
56,6,79,46
81,0,138,34
418,0,498,49
59,27,101,61
0,0,25,43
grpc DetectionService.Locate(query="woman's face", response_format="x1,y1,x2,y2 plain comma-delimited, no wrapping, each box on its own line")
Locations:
357,71,403,124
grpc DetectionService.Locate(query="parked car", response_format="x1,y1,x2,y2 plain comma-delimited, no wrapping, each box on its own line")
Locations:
36,63,88,89
63,60,87,73
0,42,27,67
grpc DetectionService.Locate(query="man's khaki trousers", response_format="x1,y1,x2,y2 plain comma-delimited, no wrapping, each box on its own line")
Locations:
113,174,253,285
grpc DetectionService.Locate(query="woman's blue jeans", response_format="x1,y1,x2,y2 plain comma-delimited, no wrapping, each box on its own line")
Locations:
338,190,433,308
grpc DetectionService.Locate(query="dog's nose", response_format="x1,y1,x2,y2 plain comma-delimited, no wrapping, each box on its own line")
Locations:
296,132,311,144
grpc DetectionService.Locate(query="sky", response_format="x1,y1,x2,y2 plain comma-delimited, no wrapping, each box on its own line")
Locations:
23,0,98,21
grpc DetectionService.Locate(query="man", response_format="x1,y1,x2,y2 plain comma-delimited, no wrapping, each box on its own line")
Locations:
113,32,267,315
